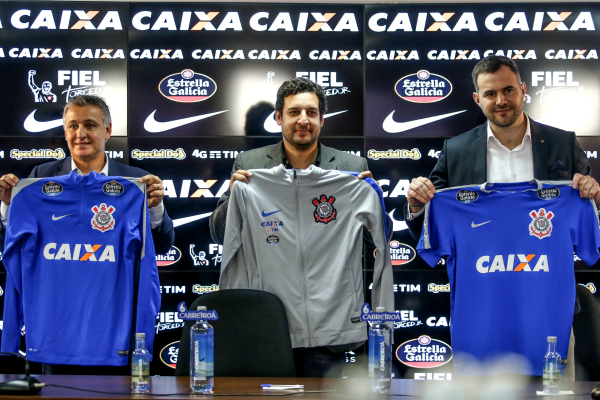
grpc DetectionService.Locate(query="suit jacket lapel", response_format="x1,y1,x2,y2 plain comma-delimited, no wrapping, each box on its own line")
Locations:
55,157,72,176
264,142,285,168
472,123,488,184
319,144,338,170
530,119,548,180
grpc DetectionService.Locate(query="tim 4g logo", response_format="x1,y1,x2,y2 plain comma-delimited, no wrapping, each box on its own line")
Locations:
43,243,116,262
476,254,548,273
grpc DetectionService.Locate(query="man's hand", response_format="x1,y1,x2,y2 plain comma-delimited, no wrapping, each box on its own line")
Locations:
357,171,373,179
572,173,600,203
230,170,252,192
140,175,164,209
0,174,19,206
407,177,436,212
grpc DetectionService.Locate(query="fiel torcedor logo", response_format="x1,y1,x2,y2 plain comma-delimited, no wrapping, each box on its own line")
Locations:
159,69,217,102
395,70,452,103
396,335,452,368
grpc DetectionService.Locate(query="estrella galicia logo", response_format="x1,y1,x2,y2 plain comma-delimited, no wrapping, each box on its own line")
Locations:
156,246,182,267
538,187,560,201
456,190,478,204
102,180,124,196
160,341,180,369
159,69,217,103
389,241,416,266
42,181,63,196
395,70,452,103
396,335,453,368
266,234,280,244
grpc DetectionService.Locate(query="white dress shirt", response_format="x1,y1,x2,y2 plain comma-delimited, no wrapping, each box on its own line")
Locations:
1,156,164,229
408,115,534,220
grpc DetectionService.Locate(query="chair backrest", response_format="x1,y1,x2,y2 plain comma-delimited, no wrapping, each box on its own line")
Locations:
175,289,296,377
573,284,600,381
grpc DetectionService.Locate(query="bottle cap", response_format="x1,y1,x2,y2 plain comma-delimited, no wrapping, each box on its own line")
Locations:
547,336,557,343
197,306,207,311
136,333,146,339
375,307,386,312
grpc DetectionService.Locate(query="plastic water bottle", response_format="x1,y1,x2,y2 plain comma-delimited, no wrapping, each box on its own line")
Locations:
131,332,150,393
543,336,561,394
369,306,392,394
190,306,214,393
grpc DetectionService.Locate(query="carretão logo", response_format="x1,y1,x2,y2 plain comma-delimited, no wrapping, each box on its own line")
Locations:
395,70,452,103
396,335,452,368
159,69,217,102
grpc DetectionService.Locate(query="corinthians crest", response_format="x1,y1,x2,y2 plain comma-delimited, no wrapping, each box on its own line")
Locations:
529,208,554,239
91,203,116,232
312,194,337,224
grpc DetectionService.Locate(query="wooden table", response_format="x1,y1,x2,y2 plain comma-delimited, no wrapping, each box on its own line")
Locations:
0,375,598,399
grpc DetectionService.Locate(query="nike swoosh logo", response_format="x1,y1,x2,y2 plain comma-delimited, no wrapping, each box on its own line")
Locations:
471,220,491,228
262,210,281,217
382,110,466,133
389,208,408,232
24,110,63,133
173,212,212,228
144,110,228,133
52,214,70,220
263,110,348,133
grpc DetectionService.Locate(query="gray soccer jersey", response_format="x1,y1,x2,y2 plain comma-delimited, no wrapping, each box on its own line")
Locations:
220,165,394,348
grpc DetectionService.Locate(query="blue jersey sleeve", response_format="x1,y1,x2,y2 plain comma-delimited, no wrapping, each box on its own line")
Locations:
417,190,455,268
1,181,38,353
135,199,161,360
571,196,600,266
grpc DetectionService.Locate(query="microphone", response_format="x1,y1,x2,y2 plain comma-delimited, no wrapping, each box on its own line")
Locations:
0,352,43,395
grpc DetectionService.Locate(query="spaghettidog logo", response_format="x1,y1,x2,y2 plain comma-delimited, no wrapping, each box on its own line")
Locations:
395,70,452,103
159,69,217,102
131,148,186,160
396,335,452,368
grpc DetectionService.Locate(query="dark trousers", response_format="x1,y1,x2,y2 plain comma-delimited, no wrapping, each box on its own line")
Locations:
292,347,345,378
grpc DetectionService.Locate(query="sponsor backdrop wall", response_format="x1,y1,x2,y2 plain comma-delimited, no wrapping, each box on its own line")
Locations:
0,1,599,377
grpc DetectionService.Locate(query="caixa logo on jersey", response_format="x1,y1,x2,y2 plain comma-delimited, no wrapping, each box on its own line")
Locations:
389,241,415,265
395,70,452,103
156,246,182,267
160,341,179,369
159,69,217,103
396,335,452,368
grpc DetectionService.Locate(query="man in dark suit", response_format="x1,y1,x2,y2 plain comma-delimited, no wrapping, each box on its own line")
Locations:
406,55,598,237
406,55,599,380
0,95,174,256
210,78,375,378
210,77,372,245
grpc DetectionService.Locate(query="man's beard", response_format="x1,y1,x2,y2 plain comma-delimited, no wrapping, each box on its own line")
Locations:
486,103,523,128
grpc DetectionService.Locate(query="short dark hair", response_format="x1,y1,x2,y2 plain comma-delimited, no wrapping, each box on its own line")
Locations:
63,95,112,126
472,56,522,92
275,77,327,116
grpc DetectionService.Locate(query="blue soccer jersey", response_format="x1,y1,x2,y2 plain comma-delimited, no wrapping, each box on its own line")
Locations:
1,172,160,366
417,180,600,376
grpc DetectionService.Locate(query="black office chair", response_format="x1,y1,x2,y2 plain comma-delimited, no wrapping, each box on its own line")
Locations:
175,289,296,377
573,284,600,381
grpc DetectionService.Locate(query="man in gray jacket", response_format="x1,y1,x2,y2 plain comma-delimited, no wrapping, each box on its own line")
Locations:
210,78,382,377
210,78,373,244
